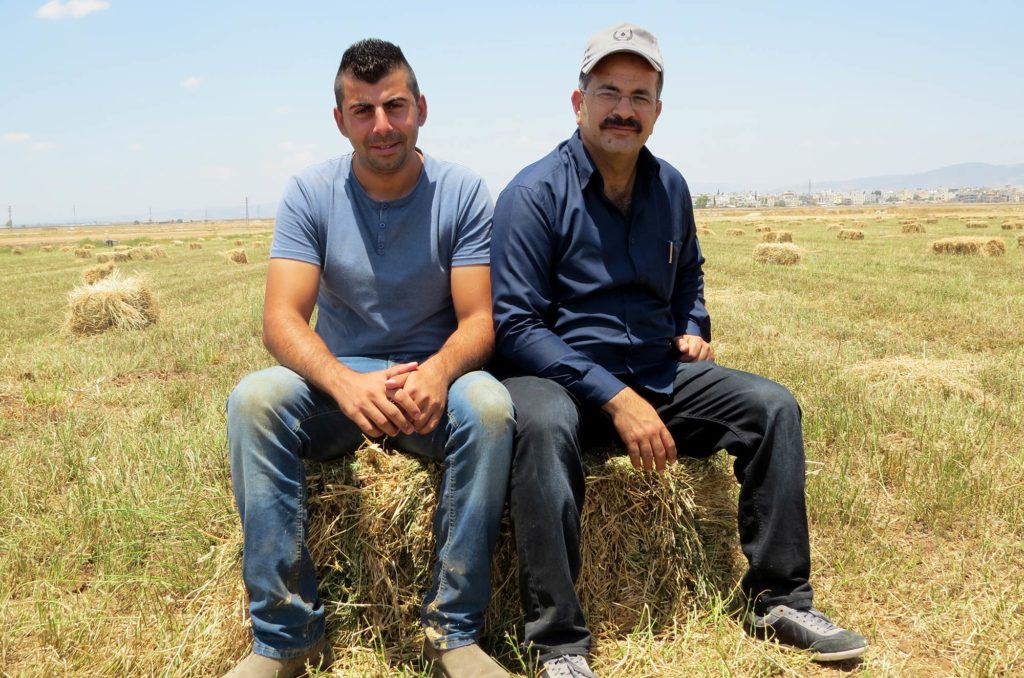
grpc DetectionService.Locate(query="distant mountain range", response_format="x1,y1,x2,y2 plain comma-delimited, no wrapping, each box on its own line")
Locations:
693,162,1024,195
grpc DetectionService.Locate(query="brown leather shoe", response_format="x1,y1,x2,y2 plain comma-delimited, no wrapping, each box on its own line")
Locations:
423,639,509,678
222,641,334,677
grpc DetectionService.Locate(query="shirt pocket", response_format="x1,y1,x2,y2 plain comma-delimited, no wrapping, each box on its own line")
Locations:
648,238,682,299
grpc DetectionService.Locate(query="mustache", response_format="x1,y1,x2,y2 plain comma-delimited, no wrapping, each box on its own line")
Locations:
367,132,405,145
599,115,642,132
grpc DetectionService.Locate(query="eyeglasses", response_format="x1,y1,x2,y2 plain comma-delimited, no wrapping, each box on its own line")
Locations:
580,88,658,112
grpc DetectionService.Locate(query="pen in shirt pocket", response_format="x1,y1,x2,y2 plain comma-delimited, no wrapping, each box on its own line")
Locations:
668,241,673,264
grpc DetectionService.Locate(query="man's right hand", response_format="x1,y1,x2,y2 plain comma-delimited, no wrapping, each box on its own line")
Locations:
332,362,420,437
603,387,677,473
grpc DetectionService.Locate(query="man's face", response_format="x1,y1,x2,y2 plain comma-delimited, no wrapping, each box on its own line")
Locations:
333,67,427,176
572,52,662,159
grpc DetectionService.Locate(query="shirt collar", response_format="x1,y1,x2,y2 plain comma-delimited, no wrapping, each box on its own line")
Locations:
567,129,662,191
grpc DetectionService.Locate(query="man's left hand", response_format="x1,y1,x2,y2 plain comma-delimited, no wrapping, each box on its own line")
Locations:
385,363,449,434
673,334,715,362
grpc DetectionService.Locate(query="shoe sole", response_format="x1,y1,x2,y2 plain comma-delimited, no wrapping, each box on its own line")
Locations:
811,645,867,662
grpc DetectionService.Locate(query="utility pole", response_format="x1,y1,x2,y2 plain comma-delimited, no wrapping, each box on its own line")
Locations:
73,204,77,225
149,206,153,223
245,196,249,227
5,205,12,229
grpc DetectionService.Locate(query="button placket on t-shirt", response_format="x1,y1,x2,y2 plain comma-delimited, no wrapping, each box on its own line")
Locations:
376,204,388,255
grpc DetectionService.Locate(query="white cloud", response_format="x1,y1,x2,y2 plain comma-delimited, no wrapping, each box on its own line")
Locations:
128,143,143,152
31,141,58,152
36,0,111,20
2,132,33,143
180,76,203,89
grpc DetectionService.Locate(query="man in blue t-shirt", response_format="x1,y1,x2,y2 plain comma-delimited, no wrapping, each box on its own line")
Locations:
225,39,513,678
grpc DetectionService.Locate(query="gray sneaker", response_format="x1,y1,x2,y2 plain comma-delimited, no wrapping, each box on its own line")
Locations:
540,654,599,678
745,605,867,662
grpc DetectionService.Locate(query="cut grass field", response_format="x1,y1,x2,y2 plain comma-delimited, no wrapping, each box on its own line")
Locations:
2,206,1023,676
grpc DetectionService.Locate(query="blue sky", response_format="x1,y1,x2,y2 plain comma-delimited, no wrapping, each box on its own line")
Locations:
2,1,1022,225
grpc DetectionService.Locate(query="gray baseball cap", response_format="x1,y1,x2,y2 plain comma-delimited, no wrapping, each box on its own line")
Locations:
580,23,663,75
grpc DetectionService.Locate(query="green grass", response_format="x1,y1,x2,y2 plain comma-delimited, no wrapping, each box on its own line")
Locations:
2,209,1023,676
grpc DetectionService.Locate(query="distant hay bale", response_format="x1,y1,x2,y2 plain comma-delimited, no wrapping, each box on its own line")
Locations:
223,248,248,264
233,239,245,246
898,219,916,225
74,247,92,258
1001,221,1023,230
41,245,54,252
82,262,115,284
12,246,24,255
725,229,745,236
754,225,772,233
60,245,73,252
930,237,1005,257
128,247,154,260
303,445,739,656
189,242,202,250
81,243,95,250
113,251,131,262
924,217,938,224
64,272,158,335
113,245,131,252
173,240,185,246
1018,234,1024,248
753,243,801,265
696,226,715,237
901,223,926,234
145,245,167,258
837,229,865,240
965,220,988,229
761,230,792,243
96,252,112,263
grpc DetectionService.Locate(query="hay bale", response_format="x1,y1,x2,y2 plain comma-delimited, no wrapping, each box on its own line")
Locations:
1018,234,1024,248
234,239,245,246
696,226,715,237
82,262,115,284
74,248,92,258
304,445,738,657
60,245,73,252
965,220,988,229
173,240,185,246
64,272,158,335
96,252,112,263
753,243,801,265
725,229,744,236
924,217,938,224
145,245,167,258
761,231,792,243
81,243,95,250
898,219,916,226
113,251,131,263
754,225,772,233
837,229,865,240
901,223,926,234
1001,221,1023,230
113,245,131,252
930,237,1005,257
12,246,24,255
224,248,248,264
41,245,54,252
189,242,203,250
128,247,154,260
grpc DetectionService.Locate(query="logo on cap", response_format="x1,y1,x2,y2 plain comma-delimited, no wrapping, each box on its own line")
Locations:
613,28,632,41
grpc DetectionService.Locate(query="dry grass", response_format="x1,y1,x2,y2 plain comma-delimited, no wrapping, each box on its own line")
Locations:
223,248,248,264
82,262,115,285
930,237,1006,256
74,247,92,258
41,245,54,252
12,246,24,255
965,220,988,229
1001,221,1023,230
846,357,986,402
189,242,203,250
64,271,159,335
924,217,938,224
761,231,793,243
113,245,131,252
837,229,864,240
752,243,801,265
754,225,772,233
901,223,926,234
696,226,715,237
725,229,744,236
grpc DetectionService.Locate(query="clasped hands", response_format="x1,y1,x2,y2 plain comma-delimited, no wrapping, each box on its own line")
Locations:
335,361,448,439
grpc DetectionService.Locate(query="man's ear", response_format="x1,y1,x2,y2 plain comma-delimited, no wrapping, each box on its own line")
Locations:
333,107,349,139
416,94,428,126
571,89,584,125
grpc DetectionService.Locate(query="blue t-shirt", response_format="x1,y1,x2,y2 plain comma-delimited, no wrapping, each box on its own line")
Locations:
270,153,492,359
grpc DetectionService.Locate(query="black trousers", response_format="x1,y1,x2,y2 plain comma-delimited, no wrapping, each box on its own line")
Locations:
505,361,814,661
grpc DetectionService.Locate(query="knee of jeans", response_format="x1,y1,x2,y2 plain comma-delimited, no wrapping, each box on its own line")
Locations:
456,378,515,436
746,378,801,423
227,368,298,432
513,381,579,442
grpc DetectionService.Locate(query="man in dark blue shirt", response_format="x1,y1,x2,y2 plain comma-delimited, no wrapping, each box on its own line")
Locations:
491,23,867,676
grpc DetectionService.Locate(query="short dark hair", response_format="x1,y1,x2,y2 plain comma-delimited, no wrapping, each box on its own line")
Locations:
334,38,420,107
578,66,664,98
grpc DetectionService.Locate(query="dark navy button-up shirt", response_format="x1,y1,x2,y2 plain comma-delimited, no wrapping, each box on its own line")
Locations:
491,131,710,408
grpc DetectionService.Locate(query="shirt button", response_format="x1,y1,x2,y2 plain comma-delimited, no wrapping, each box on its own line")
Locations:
379,223,385,229
630,238,636,244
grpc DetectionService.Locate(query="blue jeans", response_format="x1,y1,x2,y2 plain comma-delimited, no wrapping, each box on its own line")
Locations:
227,358,514,659
505,361,813,661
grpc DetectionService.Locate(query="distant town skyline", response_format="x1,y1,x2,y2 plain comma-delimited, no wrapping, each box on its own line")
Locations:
3,1,1023,225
